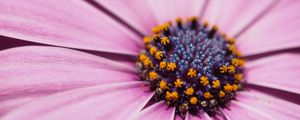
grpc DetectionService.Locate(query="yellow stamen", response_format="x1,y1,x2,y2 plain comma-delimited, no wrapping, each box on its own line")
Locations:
188,16,197,22
204,92,212,99
143,58,152,67
234,74,243,81
190,97,198,105
200,76,209,86
139,54,147,61
220,65,227,73
149,47,157,55
227,65,235,73
167,62,176,71
174,79,183,88
232,84,239,91
219,90,225,98
166,91,178,101
212,80,220,88
143,36,153,44
203,21,209,27
228,38,235,44
155,51,163,60
159,61,167,69
160,37,170,45
228,45,236,53
187,68,197,78
224,84,233,93
149,71,158,80
231,58,239,67
185,87,194,96
159,80,168,90
176,18,182,23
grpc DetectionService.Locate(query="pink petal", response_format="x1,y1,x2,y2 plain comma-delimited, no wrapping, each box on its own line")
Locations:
202,0,274,37
221,101,274,120
95,0,157,35
245,53,300,94
148,0,206,24
236,89,300,120
185,112,212,120
131,101,175,120
0,0,142,55
0,46,137,115
237,0,300,56
1,81,153,120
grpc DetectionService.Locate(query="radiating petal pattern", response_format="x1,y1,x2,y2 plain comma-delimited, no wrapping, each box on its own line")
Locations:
0,0,142,55
0,46,137,115
148,0,206,24
185,112,211,120
131,101,175,120
222,101,274,120
95,0,157,35
245,53,300,95
1,81,153,120
236,89,300,120
237,0,300,56
202,0,275,37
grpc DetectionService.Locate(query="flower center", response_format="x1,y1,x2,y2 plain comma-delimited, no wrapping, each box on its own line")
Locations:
136,17,245,116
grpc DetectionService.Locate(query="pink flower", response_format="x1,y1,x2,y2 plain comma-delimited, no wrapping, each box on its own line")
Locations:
0,0,300,120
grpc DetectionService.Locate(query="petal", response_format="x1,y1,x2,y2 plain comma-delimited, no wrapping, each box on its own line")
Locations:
236,89,300,120
0,0,142,55
95,0,157,35
185,112,212,120
202,0,275,37
237,0,300,56
148,0,206,24
221,101,275,120
0,46,137,115
2,81,153,120
131,101,176,120
245,53,300,95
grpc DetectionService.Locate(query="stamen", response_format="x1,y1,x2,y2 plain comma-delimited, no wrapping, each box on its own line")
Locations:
137,17,244,116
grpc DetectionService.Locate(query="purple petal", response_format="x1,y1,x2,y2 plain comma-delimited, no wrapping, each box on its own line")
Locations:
0,46,137,116
237,0,300,56
0,0,142,55
131,101,176,120
245,53,300,94
236,89,300,120
2,81,153,120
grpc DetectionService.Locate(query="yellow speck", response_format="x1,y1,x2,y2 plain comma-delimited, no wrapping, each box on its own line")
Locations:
143,36,153,44
232,84,238,91
234,74,243,81
160,37,170,45
190,97,198,105
204,92,212,99
224,84,233,93
212,80,220,88
139,54,147,61
212,25,218,31
149,71,158,80
187,68,197,78
155,51,163,60
174,79,183,88
188,16,197,22
159,80,168,90
220,65,227,73
219,90,225,98
166,91,178,101
228,45,236,53
227,65,235,73
203,21,209,27
200,76,209,86
159,61,167,69
143,58,152,67
231,58,239,67
167,62,176,71
176,18,182,23
228,38,235,44
149,47,157,55
185,87,194,96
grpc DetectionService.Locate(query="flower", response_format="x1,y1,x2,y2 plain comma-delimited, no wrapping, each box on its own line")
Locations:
0,0,300,120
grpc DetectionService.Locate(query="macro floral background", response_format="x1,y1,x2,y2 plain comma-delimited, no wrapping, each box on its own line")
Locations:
0,0,300,120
